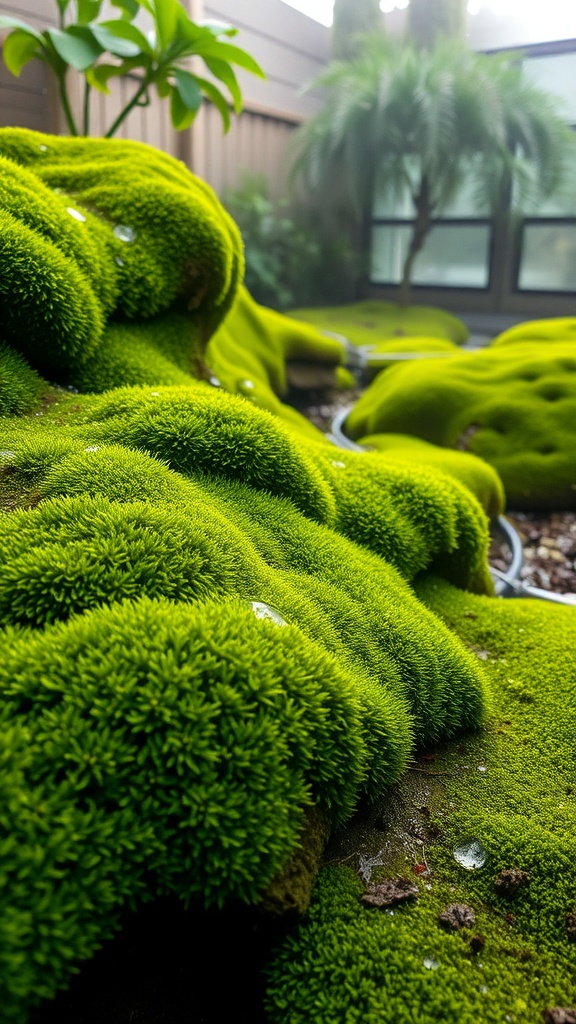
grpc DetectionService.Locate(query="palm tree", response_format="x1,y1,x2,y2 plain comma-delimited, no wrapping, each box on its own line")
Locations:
331,0,383,59
407,0,467,47
292,35,575,305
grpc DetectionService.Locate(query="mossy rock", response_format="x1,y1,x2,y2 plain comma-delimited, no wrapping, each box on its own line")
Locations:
493,317,576,348
346,344,576,509
358,434,505,518
0,128,242,373
289,300,468,347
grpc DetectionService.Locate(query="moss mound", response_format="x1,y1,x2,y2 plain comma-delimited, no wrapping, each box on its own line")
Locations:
0,595,407,1022
347,344,576,509
358,434,505,518
265,584,576,1023
493,317,576,348
290,300,468,347
0,344,43,416
0,128,242,374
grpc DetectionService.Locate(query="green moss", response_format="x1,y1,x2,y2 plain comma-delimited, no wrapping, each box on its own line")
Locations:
266,586,576,1023
304,443,493,593
0,128,243,373
0,344,43,416
358,434,505,518
493,317,576,348
0,595,404,1021
347,344,576,509
80,385,336,524
290,300,468,347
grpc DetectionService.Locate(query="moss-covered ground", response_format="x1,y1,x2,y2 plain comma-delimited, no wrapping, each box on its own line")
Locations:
266,582,576,1023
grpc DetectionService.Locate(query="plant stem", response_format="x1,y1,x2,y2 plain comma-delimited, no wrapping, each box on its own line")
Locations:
398,174,433,307
58,74,79,136
82,78,91,136
104,74,152,139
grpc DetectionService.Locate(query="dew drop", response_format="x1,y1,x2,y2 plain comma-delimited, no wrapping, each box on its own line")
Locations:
453,839,486,870
250,602,286,626
67,207,86,223
114,256,125,267
423,957,439,970
480,985,488,995
240,379,255,390
114,224,136,243
478,766,487,773
331,460,346,469
150,391,159,397
39,144,48,152
208,375,221,388
84,446,99,453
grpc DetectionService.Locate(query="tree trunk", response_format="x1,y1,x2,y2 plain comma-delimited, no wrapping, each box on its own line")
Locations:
407,0,467,48
331,0,384,60
398,175,433,307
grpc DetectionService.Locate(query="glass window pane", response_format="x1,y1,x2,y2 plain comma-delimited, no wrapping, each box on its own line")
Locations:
373,157,489,219
371,223,491,288
536,139,576,216
518,223,576,292
523,53,576,125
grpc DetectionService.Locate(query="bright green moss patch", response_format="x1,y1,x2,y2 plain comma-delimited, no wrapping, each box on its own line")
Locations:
0,595,407,1022
266,586,576,1023
359,434,505,517
290,300,468,347
347,344,576,509
0,128,242,374
0,344,43,416
493,317,576,348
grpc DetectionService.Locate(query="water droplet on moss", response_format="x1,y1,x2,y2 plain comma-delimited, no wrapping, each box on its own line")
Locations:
478,766,487,773
453,839,486,870
423,957,439,970
209,376,221,388
331,460,346,469
39,144,48,152
250,602,286,626
84,446,99,453
240,379,255,390
67,207,86,223
114,224,136,243
115,256,125,267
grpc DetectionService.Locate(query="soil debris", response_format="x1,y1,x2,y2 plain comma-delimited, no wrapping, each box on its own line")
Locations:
565,912,576,941
470,934,485,954
361,877,419,909
494,868,530,897
543,1010,576,1024
438,903,476,931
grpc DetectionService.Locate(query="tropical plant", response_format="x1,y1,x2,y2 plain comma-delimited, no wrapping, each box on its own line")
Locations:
0,0,264,137
331,0,383,59
292,34,575,305
407,0,467,47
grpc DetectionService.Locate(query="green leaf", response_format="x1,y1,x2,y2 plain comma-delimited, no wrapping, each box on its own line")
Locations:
0,17,43,42
169,84,198,130
155,71,171,99
2,28,41,77
46,27,103,71
194,40,265,78
194,75,231,132
173,67,202,112
91,24,141,58
85,62,124,94
55,0,72,18
109,0,140,18
205,57,242,113
151,0,179,51
97,19,151,55
200,21,238,38
77,0,103,25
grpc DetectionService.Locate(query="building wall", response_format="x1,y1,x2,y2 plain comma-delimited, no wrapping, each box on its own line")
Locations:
0,0,329,198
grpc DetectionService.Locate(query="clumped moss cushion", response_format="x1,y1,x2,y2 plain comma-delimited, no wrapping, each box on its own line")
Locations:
493,317,576,348
358,434,505,518
346,344,576,509
0,344,43,416
290,300,468,347
0,596,406,1023
0,128,242,372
